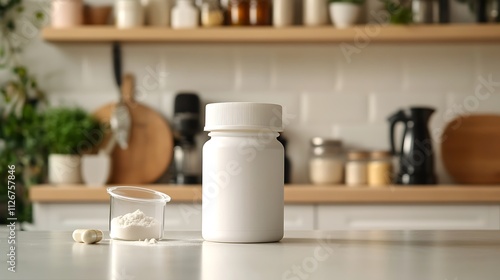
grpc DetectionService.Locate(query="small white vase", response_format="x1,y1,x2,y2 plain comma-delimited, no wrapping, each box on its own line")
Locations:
48,154,82,184
81,154,111,186
329,2,361,29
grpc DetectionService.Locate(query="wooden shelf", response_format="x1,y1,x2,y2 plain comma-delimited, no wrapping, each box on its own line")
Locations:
29,184,500,204
41,24,500,43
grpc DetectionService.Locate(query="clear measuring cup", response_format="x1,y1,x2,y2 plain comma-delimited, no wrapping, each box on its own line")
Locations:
107,186,171,241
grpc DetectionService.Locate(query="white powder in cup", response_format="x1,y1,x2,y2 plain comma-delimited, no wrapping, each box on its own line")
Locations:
110,209,161,240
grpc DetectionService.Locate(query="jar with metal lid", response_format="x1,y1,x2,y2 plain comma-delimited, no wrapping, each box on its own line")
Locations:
309,138,344,185
345,150,369,187
368,151,393,187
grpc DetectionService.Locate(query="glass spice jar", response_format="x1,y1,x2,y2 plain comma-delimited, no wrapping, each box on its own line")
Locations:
228,0,250,25
367,151,393,187
345,150,369,187
249,0,270,26
309,138,344,185
201,0,224,27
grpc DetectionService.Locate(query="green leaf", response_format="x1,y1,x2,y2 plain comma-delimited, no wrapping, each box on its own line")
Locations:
381,0,413,24
42,108,103,154
35,11,44,21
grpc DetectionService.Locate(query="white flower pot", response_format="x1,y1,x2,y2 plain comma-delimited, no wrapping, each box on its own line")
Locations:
48,154,82,184
329,2,361,29
81,154,111,186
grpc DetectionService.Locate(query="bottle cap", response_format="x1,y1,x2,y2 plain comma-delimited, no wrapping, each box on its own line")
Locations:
346,150,369,161
204,102,283,132
310,137,342,147
370,150,392,160
174,93,200,114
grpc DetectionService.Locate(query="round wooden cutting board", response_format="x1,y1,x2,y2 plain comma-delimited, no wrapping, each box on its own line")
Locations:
94,74,173,184
441,114,500,184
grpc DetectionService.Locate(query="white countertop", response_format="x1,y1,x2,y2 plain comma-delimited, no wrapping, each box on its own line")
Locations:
2,230,500,280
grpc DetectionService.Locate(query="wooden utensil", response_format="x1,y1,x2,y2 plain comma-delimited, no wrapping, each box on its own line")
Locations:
441,114,500,184
94,74,173,184
110,42,131,150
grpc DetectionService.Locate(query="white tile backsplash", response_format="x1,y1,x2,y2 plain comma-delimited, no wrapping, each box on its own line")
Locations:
163,45,237,92
401,45,476,93
123,44,168,92
300,92,368,124
477,45,500,78
24,42,85,92
235,46,273,91
337,45,405,92
447,92,500,116
21,35,500,183
271,45,338,91
332,123,389,150
47,92,117,111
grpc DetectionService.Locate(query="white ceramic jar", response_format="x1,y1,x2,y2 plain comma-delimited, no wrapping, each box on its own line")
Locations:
202,102,284,243
171,0,199,29
329,2,361,28
115,0,144,29
273,0,294,27
51,0,83,28
303,0,328,26
144,0,172,26
48,154,82,184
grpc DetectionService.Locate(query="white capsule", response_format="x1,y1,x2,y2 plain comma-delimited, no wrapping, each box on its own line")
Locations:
72,229,103,244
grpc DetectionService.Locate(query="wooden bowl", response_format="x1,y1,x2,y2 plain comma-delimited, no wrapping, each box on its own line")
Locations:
84,5,112,25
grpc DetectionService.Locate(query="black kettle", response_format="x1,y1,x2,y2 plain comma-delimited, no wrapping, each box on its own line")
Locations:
388,107,437,185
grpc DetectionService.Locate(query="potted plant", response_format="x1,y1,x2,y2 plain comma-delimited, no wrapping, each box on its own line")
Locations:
329,0,365,28
42,108,102,184
381,0,413,24
1,0,47,225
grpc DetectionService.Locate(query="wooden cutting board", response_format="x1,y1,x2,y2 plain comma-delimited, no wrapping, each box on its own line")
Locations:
441,114,500,184
94,74,173,184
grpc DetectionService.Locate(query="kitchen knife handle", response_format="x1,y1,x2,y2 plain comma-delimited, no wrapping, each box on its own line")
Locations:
112,42,122,88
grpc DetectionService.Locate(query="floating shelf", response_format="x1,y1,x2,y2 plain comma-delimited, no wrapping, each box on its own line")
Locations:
30,184,500,204
41,24,500,43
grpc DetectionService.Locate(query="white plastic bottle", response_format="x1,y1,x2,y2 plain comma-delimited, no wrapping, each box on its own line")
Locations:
171,0,199,29
202,102,284,243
